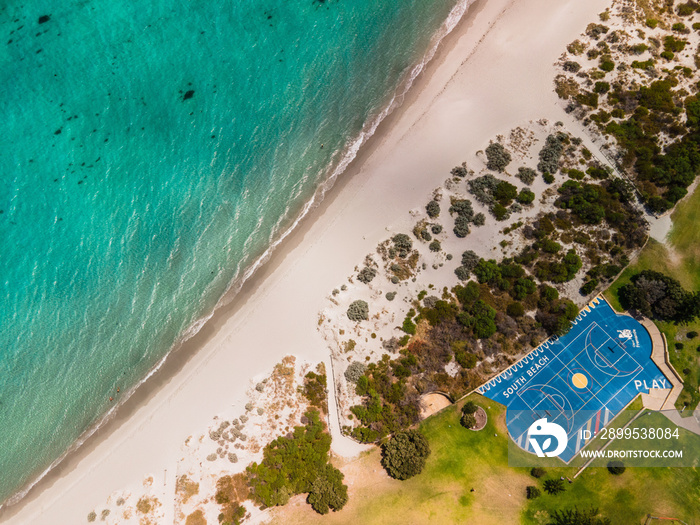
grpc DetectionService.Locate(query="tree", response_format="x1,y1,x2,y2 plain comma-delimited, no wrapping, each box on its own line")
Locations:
530,467,546,478
307,464,349,514
549,507,611,525
460,412,477,429
606,460,626,475
462,401,478,415
543,478,565,495
381,430,431,480
618,270,699,323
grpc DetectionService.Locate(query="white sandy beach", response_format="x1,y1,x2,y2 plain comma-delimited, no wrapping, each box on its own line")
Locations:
2,0,611,522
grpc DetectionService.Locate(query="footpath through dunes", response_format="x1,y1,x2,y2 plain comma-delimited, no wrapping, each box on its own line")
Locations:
0,0,611,522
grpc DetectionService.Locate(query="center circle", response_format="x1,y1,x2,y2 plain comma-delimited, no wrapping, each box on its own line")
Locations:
572,373,588,389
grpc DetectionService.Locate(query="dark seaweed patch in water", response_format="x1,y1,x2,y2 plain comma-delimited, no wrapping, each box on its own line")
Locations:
38,15,50,24
183,90,195,101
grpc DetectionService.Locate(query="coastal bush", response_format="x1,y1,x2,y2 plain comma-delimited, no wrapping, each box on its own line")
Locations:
526,486,541,499
455,350,477,369
563,61,581,73
451,162,469,177
392,234,413,257
87,511,96,522
595,81,611,95
607,460,626,475
538,133,566,175
507,301,525,317
473,212,486,226
580,279,598,295
347,300,369,322
567,39,586,55
453,215,471,238
516,189,535,205
420,229,432,241
646,18,659,28
429,240,441,252
494,181,518,206
386,291,396,301
660,50,675,61
664,35,687,53
599,57,614,72
491,203,510,221
461,250,480,272
431,224,442,234
307,464,349,515
449,198,475,220
454,266,470,281
677,1,699,16
551,508,610,525
629,43,648,55
460,412,477,429
402,311,417,335
672,22,689,33
577,91,599,108
381,430,431,480
468,174,500,204
485,142,512,172
517,167,537,185
247,409,347,511
426,200,440,218
357,266,377,284
303,369,328,412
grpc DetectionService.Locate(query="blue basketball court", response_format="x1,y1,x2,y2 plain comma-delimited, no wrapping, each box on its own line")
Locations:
478,297,670,462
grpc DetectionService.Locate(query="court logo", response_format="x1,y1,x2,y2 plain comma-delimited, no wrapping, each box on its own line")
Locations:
618,329,633,340
528,418,568,458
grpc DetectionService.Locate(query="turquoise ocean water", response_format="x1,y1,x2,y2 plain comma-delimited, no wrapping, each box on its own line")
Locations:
0,0,467,505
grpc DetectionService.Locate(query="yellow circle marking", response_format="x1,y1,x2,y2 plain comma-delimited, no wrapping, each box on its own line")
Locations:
572,373,588,389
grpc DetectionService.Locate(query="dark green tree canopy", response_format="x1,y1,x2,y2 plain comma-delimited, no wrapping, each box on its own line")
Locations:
381,429,431,480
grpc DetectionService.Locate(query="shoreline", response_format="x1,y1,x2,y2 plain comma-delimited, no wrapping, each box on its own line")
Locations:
1,0,611,522
0,0,491,521
1,0,478,511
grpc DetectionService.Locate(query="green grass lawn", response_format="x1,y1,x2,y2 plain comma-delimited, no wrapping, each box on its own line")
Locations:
605,185,700,412
271,396,700,524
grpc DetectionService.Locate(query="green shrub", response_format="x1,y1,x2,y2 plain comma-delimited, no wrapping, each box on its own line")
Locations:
381,430,431,480
599,57,614,72
629,43,648,55
586,23,609,39
530,467,546,478
577,91,599,108
449,199,475,220
468,174,500,204
517,167,537,185
494,181,518,206
567,168,586,180
526,486,541,499
426,200,440,218
431,224,442,234
473,212,486,226
567,40,586,55
607,461,626,475
516,188,536,204
660,50,675,60
347,300,369,322
492,203,510,221
429,240,441,252
687,331,698,339
677,1,699,16
507,302,525,317
455,350,477,369
485,142,512,172
386,291,396,301
664,35,687,53
594,81,610,94
580,279,598,295
672,22,688,33
646,18,659,28
631,58,655,69
402,310,417,335
451,163,469,177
